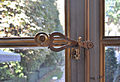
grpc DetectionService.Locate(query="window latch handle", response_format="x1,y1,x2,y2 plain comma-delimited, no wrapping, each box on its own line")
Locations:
34,32,94,60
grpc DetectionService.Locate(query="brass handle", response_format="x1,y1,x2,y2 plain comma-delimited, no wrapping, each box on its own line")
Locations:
34,32,94,60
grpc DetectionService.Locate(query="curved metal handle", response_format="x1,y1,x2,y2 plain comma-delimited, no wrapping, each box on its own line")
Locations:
34,32,93,51
34,32,94,60
35,32,78,52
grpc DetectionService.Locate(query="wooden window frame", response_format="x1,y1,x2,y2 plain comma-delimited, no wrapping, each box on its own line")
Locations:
100,0,120,82
0,0,71,82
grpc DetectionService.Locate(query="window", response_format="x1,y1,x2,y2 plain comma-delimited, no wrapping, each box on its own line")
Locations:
105,0,120,36
100,0,120,82
0,0,70,82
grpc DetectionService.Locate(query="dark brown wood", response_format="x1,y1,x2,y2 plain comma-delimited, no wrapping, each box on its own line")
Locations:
65,0,71,81
100,43,105,82
85,0,90,82
102,40,120,45
100,0,105,82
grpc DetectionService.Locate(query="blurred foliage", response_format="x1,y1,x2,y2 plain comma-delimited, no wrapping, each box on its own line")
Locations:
105,0,120,24
105,0,120,36
0,62,24,80
0,0,64,81
42,51,64,67
40,68,63,82
105,48,118,82
0,0,63,37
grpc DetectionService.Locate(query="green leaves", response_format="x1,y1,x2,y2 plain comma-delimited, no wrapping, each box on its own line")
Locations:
0,62,24,80
0,0,64,81
105,1,120,24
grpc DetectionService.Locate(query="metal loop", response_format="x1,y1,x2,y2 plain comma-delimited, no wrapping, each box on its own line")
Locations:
34,32,49,46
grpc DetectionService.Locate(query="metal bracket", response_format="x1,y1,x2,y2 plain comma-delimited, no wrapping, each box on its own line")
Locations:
71,37,94,60
34,32,94,60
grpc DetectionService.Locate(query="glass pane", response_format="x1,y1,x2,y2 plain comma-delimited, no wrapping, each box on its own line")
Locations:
0,0,64,37
105,0,120,36
0,48,65,82
105,46,120,82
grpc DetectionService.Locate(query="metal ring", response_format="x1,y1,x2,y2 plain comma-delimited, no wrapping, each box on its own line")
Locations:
34,32,49,46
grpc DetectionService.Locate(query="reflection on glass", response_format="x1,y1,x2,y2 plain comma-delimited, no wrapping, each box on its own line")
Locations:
0,0,64,37
0,0,65,81
0,48,65,82
105,46,120,82
105,0,120,36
